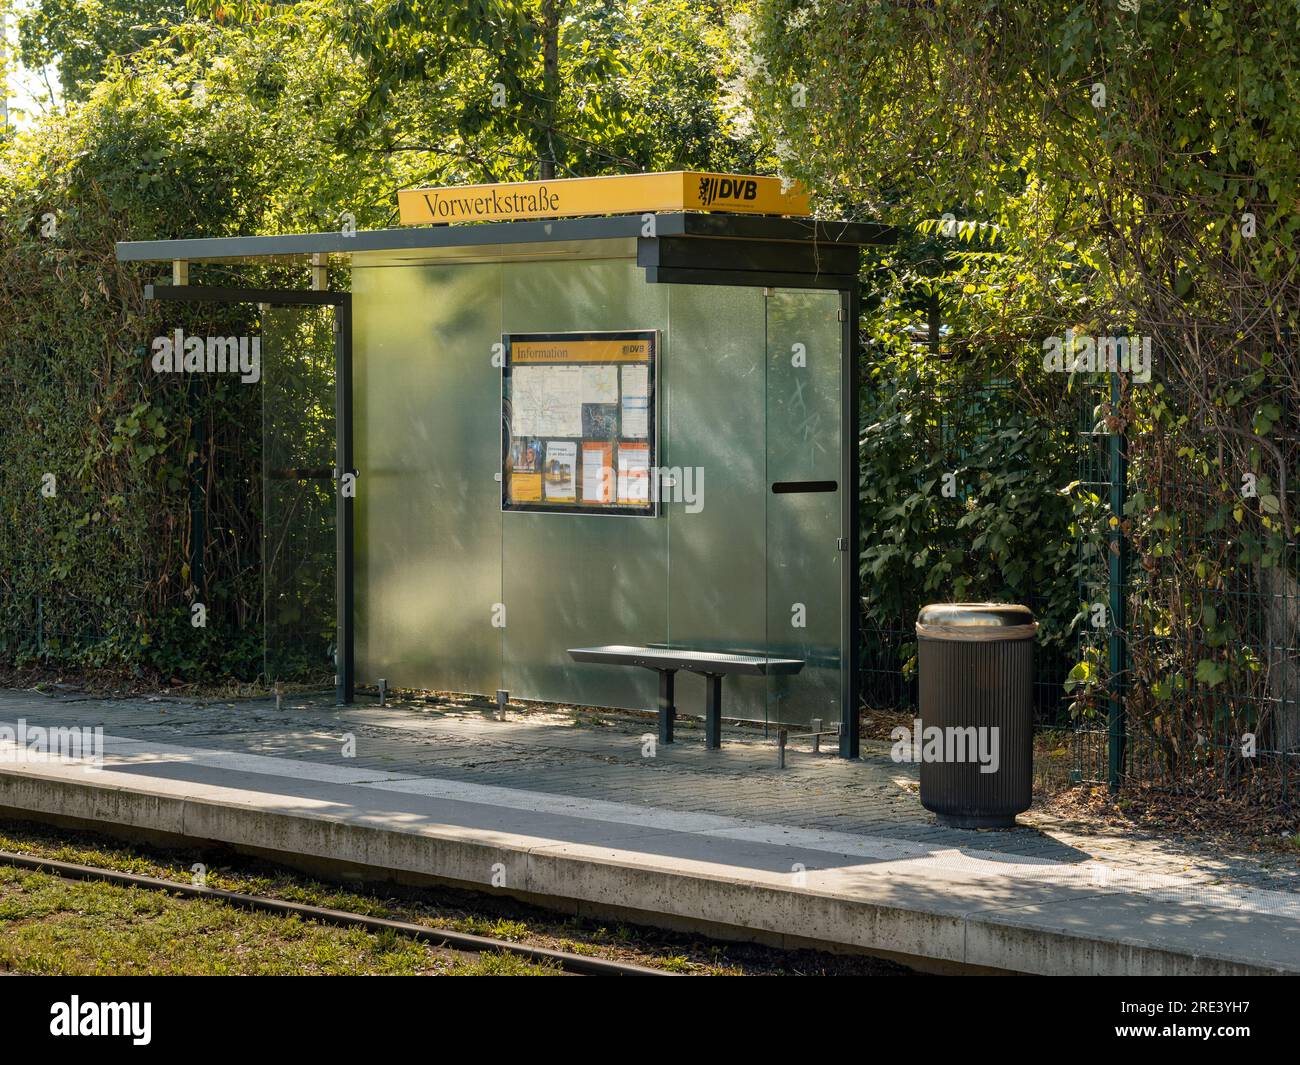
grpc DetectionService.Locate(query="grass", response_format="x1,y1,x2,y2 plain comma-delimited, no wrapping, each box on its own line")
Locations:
0,865,554,976
0,819,916,976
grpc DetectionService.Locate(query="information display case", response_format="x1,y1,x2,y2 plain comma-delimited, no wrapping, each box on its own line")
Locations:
501,330,658,516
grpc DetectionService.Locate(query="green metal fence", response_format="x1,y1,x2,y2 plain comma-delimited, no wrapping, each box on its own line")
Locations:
1074,369,1299,806
859,329,1300,806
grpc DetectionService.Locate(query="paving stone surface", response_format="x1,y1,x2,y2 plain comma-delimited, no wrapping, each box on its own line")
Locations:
2,688,1296,894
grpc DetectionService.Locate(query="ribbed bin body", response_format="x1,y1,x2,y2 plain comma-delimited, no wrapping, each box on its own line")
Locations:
916,604,1035,829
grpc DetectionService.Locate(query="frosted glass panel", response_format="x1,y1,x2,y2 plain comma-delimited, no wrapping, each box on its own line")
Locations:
664,284,768,722
353,263,504,693
500,259,669,708
262,305,336,688
766,289,843,726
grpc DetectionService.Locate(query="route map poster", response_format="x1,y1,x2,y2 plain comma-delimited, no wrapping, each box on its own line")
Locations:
502,330,658,515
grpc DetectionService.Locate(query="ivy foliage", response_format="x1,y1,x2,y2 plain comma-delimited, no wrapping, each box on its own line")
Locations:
748,0,1300,754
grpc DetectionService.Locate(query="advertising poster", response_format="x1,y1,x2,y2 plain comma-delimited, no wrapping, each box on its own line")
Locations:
617,442,651,504
510,437,542,472
620,364,649,439
509,472,542,502
581,442,615,504
543,441,577,500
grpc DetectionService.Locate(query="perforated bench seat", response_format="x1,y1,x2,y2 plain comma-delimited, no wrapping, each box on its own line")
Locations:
568,644,805,748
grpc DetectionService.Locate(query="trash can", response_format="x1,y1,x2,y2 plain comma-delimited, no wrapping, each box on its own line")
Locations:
915,603,1037,828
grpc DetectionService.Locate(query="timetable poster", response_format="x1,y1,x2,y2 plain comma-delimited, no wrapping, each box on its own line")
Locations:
502,331,658,515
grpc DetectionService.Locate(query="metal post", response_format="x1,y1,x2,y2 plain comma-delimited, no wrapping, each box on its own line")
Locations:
335,297,355,706
704,674,722,749
840,284,862,759
377,678,387,707
495,689,509,721
776,728,788,769
811,717,822,754
657,669,676,744
188,372,206,602
1108,373,1129,792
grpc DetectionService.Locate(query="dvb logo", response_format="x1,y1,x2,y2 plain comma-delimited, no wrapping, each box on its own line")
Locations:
698,177,759,206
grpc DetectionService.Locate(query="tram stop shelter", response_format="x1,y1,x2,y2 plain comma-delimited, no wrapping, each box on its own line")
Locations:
115,172,893,758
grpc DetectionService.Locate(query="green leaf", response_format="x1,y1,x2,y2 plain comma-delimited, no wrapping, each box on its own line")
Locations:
1194,660,1228,687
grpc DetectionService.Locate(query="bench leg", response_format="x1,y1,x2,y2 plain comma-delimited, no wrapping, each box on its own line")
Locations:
657,669,676,745
704,673,722,749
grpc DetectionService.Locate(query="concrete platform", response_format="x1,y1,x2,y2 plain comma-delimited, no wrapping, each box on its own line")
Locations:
1,692,1298,974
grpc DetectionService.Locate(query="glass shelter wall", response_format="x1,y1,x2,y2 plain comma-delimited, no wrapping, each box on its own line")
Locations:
262,304,338,689
353,252,843,726
765,290,844,725
663,284,769,721
352,263,503,694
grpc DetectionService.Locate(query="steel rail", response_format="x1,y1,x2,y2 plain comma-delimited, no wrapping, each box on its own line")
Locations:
0,850,676,977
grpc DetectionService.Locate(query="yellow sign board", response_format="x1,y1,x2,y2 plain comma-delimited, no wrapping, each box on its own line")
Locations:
398,171,809,225
511,337,651,364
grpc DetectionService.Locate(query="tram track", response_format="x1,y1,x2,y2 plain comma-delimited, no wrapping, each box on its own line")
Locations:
0,849,675,977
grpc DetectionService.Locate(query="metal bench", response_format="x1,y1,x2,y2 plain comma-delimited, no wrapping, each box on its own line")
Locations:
567,645,805,749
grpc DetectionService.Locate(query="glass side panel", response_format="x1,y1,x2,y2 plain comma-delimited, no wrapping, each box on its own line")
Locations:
352,263,504,694
262,304,337,688
500,258,669,709
765,289,844,727
664,284,769,722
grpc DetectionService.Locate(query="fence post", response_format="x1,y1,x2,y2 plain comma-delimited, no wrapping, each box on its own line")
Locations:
187,375,207,599
1107,373,1129,792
